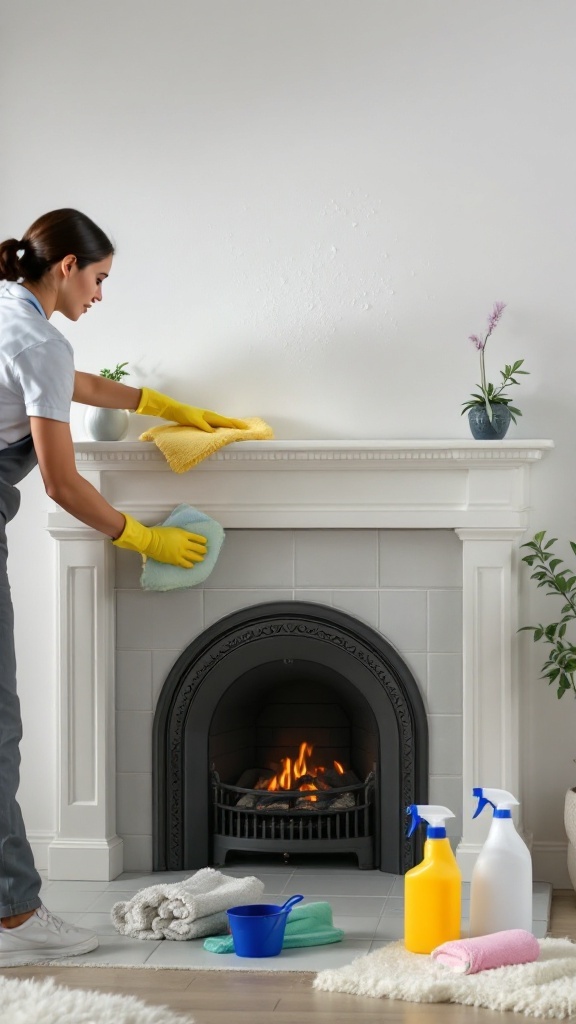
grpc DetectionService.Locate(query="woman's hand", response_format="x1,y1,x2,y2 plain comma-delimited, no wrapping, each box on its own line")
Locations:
136,388,249,432
113,514,207,567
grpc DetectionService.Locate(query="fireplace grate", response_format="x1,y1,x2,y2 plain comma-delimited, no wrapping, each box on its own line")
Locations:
210,770,376,869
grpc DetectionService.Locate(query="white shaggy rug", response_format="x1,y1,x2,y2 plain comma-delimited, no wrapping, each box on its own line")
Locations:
0,974,193,1024
314,938,576,1019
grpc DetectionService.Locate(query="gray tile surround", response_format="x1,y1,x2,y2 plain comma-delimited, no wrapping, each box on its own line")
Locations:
115,529,464,869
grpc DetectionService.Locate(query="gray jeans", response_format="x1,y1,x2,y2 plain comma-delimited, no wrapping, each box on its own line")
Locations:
0,435,42,918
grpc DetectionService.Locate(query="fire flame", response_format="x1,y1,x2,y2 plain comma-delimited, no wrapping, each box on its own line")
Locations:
264,742,344,793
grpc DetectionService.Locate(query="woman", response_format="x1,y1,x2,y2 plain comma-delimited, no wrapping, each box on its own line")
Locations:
0,208,247,965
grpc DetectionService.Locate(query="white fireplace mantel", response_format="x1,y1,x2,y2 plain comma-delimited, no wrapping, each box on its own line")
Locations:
46,438,553,881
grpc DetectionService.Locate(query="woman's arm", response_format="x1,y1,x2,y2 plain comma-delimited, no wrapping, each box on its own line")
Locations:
73,371,142,410
30,416,126,537
74,374,250,431
30,417,208,566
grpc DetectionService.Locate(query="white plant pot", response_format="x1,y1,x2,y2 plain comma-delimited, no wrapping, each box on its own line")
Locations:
564,788,576,890
84,407,129,442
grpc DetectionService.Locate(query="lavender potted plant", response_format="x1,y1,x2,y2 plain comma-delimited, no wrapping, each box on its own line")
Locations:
461,302,528,439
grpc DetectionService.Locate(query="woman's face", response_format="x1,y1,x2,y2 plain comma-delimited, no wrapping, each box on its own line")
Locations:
56,254,113,321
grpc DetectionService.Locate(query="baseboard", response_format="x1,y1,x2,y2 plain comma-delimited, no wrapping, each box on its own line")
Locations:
27,831,56,872
47,836,124,881
531,841,572,889
27,832,573,890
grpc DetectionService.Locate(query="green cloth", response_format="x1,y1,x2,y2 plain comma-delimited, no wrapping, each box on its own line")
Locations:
203,901,344,953
140,504,225,591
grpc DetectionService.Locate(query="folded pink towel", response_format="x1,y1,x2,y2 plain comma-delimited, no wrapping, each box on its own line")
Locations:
431,929,540,974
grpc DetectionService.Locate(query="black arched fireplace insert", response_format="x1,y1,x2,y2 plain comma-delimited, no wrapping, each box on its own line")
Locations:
153,601,428,873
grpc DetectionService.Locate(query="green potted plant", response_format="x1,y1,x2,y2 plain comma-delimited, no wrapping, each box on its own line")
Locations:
84,362,131,441
461,302,529,439
99,361,130,383
520,531,576,888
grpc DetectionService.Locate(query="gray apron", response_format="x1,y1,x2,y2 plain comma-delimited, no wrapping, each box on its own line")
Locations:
0,434,37,519
0,433,42,917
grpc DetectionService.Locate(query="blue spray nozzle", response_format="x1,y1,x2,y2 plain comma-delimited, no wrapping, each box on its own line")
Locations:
472,787,519,819
406,804,454,838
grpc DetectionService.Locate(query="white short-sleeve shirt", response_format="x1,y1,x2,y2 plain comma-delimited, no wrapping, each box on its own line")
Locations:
0,281,75,450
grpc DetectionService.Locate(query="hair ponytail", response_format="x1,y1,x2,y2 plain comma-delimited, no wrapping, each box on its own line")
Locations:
0,209,114,283
0,238,25,281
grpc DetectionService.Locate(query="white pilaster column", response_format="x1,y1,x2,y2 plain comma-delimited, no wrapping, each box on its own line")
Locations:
455,527,525,880
46,522,123,880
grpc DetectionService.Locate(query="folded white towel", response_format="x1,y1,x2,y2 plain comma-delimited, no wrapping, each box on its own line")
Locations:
111,867,265,940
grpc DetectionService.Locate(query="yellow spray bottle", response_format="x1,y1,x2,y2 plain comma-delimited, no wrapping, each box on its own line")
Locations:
404,804,461,954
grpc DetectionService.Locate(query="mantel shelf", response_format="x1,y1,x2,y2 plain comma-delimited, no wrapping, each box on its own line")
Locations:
54,437,555,533
73,438,554,469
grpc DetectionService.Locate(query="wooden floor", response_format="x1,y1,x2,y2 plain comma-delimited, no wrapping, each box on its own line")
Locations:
2,891,576,1023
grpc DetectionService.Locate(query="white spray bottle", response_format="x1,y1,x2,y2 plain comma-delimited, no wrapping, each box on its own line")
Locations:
469,787,532,936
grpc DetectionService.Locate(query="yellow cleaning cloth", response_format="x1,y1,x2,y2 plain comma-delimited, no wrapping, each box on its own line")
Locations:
139,417,274,473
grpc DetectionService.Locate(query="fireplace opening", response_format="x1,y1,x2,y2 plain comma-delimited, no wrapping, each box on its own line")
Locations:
153,602,428,873
209,661,379,868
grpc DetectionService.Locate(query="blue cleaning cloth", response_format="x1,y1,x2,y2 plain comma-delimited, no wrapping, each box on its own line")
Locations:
140,504,225,592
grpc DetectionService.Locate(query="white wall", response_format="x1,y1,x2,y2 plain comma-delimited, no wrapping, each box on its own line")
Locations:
2,1,576,880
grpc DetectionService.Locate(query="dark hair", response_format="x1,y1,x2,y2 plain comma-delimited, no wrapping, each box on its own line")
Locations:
0,208,115,282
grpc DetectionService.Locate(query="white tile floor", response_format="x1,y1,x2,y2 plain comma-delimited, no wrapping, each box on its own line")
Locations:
38,858,552,973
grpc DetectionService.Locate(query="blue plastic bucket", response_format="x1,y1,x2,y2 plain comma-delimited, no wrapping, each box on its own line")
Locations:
227,895,303,958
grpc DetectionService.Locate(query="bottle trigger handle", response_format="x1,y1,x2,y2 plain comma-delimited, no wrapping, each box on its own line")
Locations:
472,787,496,819
406,804,421,837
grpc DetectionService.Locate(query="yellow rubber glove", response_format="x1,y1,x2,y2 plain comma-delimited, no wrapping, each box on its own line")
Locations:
113,513,207,568
136,388,249,433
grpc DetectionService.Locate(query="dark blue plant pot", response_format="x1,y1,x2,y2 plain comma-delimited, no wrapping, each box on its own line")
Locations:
468,405,511,440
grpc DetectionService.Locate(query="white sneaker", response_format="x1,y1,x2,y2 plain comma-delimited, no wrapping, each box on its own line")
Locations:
0,905,98,965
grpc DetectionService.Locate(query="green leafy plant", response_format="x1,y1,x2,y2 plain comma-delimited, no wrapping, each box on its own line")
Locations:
99,361,130,382
461,302,529,424
520,531,576,699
